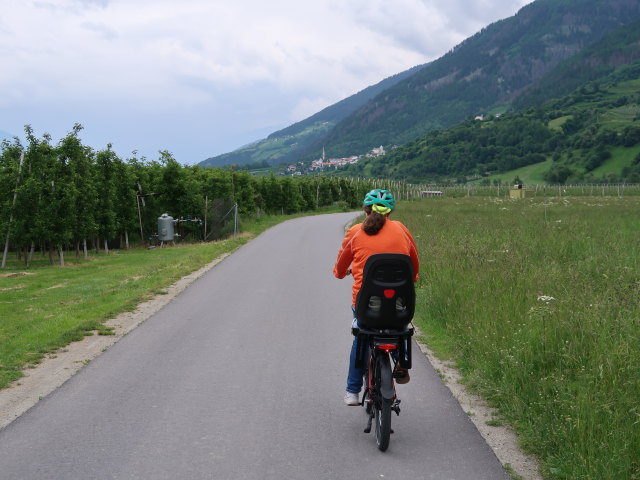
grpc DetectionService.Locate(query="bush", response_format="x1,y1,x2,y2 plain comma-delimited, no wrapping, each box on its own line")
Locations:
543,165,577,184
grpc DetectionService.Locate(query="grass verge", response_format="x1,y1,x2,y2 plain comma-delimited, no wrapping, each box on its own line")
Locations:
0,208,342,390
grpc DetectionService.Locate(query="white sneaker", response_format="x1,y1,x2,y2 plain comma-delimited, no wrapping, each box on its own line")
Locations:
344,391,360,406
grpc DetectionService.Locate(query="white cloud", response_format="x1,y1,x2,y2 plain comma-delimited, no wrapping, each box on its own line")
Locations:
0,0,532,163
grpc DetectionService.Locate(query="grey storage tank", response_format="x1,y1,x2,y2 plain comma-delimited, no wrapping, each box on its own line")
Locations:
158,213,175,241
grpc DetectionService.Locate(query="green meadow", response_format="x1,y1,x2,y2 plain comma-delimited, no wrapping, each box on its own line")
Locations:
395,196,639,480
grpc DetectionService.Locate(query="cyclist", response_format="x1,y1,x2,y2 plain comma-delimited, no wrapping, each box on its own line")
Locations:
333,189,420,405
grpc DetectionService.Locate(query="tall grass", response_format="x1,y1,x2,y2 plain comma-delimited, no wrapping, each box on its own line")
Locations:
396,196,639,479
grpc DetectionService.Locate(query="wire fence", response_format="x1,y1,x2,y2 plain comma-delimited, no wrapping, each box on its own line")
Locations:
204,198,238,241
394,183,640,199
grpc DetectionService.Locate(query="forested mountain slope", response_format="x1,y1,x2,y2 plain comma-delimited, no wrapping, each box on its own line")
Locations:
302,0,640,159
515,17,640,108
341,64,640,184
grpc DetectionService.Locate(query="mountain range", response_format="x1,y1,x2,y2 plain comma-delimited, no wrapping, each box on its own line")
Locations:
199,0,640,177
199,65,425,168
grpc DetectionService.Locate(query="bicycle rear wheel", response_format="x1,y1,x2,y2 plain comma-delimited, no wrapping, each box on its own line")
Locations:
374,352,393,451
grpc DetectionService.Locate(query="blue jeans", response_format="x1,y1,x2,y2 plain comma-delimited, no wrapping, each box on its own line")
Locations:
346,308,368,393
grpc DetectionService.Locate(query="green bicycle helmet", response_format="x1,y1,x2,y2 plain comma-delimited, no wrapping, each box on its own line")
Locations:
363,189,395,214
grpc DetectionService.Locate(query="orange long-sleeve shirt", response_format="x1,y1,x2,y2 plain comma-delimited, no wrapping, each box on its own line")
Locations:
333,219,420,307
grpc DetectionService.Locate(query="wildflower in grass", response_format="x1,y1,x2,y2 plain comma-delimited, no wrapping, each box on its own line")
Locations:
537,295,556,303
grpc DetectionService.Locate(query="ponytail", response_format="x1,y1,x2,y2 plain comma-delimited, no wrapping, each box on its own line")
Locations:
362,205,387,235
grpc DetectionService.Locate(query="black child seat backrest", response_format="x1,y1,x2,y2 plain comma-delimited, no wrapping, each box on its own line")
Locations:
355,253,416,330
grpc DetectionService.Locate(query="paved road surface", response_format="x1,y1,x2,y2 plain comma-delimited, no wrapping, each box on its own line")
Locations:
0,213,509,479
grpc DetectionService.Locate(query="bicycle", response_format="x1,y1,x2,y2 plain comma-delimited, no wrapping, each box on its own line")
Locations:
355,324,413,451
351,253,416,452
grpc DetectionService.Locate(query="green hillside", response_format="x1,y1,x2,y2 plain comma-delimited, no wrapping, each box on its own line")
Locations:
200,121,334,167
303,0,640,160
341,71,640,184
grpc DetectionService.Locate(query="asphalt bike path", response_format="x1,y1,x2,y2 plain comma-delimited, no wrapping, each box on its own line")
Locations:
0,212,509,479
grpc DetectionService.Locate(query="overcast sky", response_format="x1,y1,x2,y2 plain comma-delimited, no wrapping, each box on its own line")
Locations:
1,0,532,165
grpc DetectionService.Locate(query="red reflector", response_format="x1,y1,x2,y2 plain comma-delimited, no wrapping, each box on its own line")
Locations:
376,344,397,352
383,289,395,299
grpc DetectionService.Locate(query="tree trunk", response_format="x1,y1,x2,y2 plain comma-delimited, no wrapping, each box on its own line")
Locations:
95,237,100,254
124,231,129,250
75,241,81,259
48,244,56,265
58,245,65,266
83,239,88,259
28,243,35,263
104,239,109,254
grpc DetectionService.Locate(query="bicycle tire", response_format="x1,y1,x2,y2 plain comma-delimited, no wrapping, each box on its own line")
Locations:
374,352,393,451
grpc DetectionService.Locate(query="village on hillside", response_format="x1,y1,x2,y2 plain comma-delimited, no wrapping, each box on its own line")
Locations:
282,145,388,176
